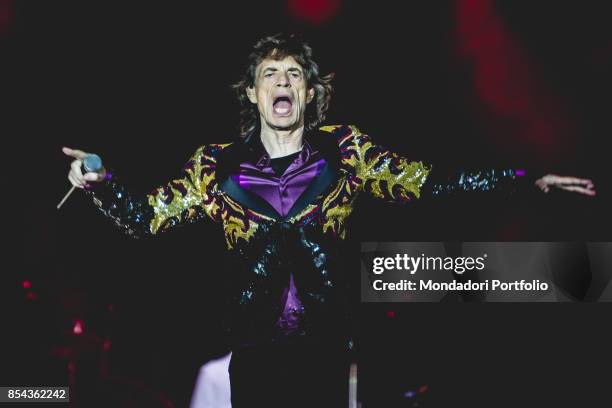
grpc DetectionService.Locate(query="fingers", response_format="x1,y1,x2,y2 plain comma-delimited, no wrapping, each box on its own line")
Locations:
68,172,85,189
70,159,83,178
62,147,88,160
557,185,597,196
553,175,594,187
68,170,99,189
69,159,86,188
83,172,102,182
64,147,105,187
536,174,597,196
534,178,550,193
540,173,595,187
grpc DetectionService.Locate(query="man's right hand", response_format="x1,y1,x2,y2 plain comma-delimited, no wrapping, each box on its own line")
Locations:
63,147,107,189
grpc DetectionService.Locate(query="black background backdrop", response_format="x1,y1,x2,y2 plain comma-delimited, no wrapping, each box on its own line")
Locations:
2,1,612,406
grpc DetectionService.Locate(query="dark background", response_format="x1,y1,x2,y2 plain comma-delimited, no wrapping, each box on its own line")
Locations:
2,1,612,406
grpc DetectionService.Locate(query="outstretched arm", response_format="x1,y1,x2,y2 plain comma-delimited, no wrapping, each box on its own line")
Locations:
349,132,520,202
63,145,221,238
345,130,596,203
425,169,596,198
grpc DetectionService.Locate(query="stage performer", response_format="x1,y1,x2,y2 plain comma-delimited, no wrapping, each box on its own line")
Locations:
63,33,596,407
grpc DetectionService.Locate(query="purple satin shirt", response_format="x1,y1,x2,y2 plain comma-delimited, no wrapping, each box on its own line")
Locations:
231,141,326,217
231,140,325,335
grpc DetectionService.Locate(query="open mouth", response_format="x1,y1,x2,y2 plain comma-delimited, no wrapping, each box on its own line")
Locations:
273,95,293,116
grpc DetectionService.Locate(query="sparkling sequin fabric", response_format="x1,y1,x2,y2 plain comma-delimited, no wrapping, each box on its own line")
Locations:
428,168,519,196
85,124,519,347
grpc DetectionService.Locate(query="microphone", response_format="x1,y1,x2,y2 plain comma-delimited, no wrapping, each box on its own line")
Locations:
57,154,104,210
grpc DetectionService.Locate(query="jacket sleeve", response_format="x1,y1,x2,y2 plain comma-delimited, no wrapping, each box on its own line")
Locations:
341,127,431,204
422,168,524,198
337,125,525,203
85,145,223,238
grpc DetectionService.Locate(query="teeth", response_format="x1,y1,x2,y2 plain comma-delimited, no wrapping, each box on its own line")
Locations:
274,107,289,114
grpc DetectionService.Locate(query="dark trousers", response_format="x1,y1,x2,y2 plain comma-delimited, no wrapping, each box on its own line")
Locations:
229,343,349,407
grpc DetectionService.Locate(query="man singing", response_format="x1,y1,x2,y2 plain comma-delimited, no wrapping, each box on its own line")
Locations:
63,33,596,407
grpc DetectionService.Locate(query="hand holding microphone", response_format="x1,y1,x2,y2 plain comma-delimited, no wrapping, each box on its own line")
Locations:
57,147,106,209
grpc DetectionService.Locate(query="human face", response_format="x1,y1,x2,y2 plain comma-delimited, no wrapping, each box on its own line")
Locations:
246,55,315,132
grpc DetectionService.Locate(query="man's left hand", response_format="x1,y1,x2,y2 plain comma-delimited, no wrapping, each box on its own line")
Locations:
535,174,596,196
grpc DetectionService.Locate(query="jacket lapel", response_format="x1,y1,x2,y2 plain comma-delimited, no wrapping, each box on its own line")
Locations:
216,128,342,220
219,176,282,219
284,162,338,219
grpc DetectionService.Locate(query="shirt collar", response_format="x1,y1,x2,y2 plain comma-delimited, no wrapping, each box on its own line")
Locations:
215,126,339,181
248,134,316,170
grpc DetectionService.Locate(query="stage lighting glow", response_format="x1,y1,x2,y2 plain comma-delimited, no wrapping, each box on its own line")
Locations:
404,390,416,398
287,0,341,24
73,320,83,335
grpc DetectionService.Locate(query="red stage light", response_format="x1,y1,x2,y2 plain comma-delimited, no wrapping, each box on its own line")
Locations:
455,0,569,157
73,320,84,335
0,0,13,41
287,0,341,24
22,280,32,289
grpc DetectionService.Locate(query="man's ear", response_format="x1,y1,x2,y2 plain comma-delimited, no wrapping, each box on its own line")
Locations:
306,88,315,104
246,86,257,104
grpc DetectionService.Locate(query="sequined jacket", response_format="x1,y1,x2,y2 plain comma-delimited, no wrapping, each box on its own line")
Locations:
87,124,520,348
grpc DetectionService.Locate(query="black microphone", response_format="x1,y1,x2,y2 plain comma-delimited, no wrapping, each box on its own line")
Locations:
57,154,104,209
